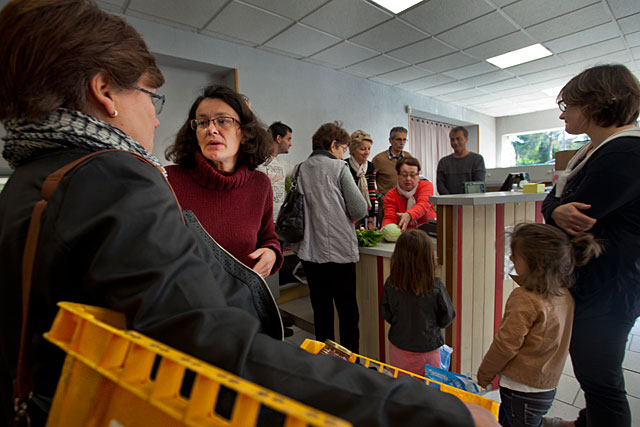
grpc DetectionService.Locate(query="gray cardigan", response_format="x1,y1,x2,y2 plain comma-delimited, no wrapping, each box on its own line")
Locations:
292,150,367,264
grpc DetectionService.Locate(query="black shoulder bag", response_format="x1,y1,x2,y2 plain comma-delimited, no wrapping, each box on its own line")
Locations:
275,164,304,243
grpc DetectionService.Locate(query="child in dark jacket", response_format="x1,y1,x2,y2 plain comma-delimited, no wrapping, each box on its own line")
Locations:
477,223,601,427
381,229,455,376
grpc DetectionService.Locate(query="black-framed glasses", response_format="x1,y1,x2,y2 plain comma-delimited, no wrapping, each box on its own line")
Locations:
392,137,408,142
558,100,567,112
190,116,241,131
132,85,165,115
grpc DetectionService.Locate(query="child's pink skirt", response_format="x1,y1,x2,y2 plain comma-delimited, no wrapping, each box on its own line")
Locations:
389,342,440,377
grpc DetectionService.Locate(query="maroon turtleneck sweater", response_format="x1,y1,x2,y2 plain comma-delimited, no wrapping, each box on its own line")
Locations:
166,152,283,275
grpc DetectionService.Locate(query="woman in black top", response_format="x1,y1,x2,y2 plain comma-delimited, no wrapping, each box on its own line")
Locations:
541,64,640,427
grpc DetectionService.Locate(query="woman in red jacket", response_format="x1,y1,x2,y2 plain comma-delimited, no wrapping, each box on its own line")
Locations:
382,157,436,231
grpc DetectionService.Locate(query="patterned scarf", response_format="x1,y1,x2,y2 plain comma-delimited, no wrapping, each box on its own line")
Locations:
396,183,418,210
348,157,372,210
2,108,164,173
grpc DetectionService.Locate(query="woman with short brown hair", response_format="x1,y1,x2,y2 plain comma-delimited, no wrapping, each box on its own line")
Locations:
542,64,640,427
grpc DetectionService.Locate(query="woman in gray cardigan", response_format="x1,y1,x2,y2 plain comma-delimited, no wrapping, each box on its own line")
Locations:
292,121,367,352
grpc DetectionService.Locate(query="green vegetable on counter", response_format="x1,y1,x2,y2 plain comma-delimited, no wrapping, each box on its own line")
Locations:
355,227,383,247
381,223,402,242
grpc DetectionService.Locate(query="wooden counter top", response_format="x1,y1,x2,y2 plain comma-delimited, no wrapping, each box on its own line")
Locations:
430,191,548,206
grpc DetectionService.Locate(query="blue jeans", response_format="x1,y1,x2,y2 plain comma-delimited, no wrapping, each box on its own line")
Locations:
499,386,556,427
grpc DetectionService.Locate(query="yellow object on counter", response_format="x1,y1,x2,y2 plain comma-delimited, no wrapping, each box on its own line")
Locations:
523,183,546,193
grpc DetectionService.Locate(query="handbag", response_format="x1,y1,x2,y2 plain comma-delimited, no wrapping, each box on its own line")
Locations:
275,164,304,243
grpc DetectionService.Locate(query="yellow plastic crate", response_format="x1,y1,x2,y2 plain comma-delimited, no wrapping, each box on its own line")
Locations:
43,302,350,427
300,339,499,419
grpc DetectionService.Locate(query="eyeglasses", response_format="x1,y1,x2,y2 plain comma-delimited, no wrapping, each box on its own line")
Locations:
190,116,241,131
392,138,408,142
132,86,165,115
558,100,567,112
398,173,419,179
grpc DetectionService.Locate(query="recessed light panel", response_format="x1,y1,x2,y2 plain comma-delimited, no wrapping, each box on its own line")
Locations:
486,44,552,69
369,0,423,14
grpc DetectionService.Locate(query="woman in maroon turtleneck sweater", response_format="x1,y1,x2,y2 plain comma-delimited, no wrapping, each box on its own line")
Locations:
165,85,282,277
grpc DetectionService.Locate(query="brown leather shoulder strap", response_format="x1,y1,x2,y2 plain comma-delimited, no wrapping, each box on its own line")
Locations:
14,149,182,406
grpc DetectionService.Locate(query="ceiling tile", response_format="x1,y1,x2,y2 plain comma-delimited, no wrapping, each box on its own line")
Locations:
240,0,327,21
369,76,397,86
463,31,533,59
349,19,427,52
502,0,599,28
507,55,566,76
606,0,640,19
343,55,409,76
96,0,126,12
203,2,292,45
462,70,515,87
525,3,611,42
309,41,379,68
256,45,304,59
437,12,519,50
545,22,619,53
417,52,479,73
453,93,499,106
626,31,640,47
619,13,640,34
418,81,472,97
128,0,227,29
443,88,491,101
375,66,433,83
518,67,577,84
400,0,493,36
632,46,640,60
479,77,528,92
442,62,500,80
490,85,541,98
386,38,455,64
493,0,520,7
263,24,341,57
396,74,455,91
558,38,627,64
302,0,391,39
341,68,373,78
568,49,633,71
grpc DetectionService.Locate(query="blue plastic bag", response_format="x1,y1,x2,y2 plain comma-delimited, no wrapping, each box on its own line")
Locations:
439,345,453,371
423,364,480,394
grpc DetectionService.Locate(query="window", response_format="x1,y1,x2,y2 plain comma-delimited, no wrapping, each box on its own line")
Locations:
502,128,589,167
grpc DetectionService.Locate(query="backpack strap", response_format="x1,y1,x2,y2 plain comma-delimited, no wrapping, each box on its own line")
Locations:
13,149,182,423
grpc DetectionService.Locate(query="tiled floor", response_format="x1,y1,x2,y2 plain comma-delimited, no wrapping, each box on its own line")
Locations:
278,296,640,424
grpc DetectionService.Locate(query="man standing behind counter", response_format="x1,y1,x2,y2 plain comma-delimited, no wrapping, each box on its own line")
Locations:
436,126,486,194
372,126,411,195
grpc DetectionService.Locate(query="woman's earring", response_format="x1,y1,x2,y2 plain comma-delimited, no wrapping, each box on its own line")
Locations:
111,109,118,118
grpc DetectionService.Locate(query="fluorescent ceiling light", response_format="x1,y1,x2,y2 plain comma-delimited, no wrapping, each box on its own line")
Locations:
542,86,563,97
369,0,423,14
486,44,552,69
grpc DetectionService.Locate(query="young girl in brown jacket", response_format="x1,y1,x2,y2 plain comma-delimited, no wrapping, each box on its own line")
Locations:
477,223,601,427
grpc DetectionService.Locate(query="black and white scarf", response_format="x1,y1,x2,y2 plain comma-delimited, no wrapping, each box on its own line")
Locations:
2,108,163,172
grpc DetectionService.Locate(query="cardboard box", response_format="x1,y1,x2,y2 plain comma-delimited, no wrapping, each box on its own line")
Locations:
555,150,577,171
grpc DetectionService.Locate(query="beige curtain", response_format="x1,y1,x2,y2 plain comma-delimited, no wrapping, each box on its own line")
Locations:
410,117,453,194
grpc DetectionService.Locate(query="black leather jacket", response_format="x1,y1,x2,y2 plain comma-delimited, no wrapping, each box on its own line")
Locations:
0,149,473,426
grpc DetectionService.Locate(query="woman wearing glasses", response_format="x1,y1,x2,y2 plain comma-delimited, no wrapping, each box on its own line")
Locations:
165,85,282,278
541,64,640,427
382,157,436,231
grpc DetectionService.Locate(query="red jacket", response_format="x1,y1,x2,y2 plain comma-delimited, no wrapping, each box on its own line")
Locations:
382,180,436,229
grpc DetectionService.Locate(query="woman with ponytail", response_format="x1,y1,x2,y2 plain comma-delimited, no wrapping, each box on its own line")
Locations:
478,223,601,427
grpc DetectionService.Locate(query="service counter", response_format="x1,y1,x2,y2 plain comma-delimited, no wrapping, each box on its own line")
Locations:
351,191,548,377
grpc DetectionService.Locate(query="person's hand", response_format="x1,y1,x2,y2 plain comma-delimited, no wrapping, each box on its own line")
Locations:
396,212,412,231
248,248,277,278
367,218,376,230
551,202,597,235
463,402,500,426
